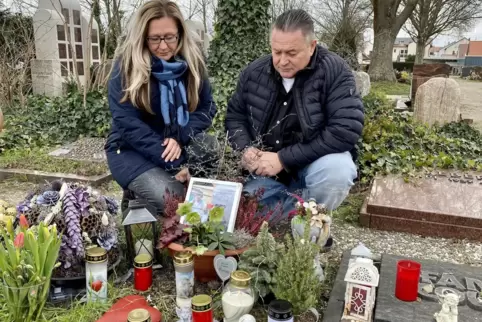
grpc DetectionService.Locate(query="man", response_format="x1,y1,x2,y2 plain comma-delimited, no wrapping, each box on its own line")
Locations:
225,9,364,215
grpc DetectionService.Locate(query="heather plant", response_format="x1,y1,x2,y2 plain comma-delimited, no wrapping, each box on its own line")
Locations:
238,222,284,299
0,215,61,321
273,219,321,315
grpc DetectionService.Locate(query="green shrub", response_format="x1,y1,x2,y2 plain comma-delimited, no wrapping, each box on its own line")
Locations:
357,91,482,184
0,89,109,151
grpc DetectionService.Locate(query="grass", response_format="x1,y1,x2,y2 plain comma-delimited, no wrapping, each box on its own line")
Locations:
0,148,109,176
332,192,366,225
371,81,411,96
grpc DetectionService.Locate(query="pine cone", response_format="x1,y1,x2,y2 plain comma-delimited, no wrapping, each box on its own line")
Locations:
62,189,84,257
25,205,42,225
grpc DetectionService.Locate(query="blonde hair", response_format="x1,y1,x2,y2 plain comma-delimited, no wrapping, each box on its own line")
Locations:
113,0,206,113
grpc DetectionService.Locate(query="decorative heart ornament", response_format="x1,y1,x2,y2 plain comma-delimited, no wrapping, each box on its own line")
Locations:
213,254,237,282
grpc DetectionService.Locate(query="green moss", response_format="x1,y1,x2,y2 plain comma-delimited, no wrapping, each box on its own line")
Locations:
371,81,411,96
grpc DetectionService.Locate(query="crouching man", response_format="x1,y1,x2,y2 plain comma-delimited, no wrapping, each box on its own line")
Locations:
225,9,364,216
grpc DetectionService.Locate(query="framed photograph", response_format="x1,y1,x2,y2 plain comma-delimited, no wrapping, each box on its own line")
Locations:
181,178,243,233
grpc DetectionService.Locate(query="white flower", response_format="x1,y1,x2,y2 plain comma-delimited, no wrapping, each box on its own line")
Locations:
300,239,305,244
312,209,318,215
303,202,309,208
308,200,317,208
295,201,301,208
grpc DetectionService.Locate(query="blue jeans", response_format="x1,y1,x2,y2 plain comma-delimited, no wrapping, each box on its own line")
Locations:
243,152,357,216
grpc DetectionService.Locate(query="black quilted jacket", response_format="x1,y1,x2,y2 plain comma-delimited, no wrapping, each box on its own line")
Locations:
225,45,365,172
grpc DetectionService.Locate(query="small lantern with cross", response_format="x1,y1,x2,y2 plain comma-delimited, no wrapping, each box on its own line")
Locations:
341,257,379,322
122,199,160,265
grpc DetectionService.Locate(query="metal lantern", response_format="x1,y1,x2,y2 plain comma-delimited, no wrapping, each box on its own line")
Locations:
122,199,160,265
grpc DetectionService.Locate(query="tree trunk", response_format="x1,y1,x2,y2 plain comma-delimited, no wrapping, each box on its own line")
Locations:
369,29,396,82
415,39,426,64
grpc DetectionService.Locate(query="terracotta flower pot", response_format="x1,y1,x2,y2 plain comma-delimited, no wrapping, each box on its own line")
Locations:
167,243,248,283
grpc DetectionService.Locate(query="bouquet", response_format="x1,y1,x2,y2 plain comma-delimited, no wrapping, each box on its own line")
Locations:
0,215,61,321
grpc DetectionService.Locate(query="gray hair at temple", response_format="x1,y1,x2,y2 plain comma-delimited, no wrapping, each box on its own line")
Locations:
272,9,316,42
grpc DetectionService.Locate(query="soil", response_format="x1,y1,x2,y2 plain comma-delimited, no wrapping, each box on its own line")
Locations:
454,77,482,132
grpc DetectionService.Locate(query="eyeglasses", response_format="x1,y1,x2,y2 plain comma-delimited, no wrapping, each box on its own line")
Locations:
146,34,179,44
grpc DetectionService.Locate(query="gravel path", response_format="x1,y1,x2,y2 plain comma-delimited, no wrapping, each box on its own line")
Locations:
454,77,482,132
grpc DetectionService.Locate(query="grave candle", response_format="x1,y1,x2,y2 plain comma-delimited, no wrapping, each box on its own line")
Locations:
85,247,108,302
192,294,213,322
268,300,293,322
127,308,151,322
134,253,153,291
395,259,421,302
135,239,154,257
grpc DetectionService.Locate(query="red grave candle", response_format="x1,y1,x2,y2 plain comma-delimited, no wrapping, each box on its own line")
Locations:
192,294,213,322
134,254,153,292
395,259,421,302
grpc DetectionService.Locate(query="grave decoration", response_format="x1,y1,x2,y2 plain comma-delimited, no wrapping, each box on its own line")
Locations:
122,199,159,265
157,181,284,282
289,194,332,248
434,293,459,322
15,180,120,279
0,215,62,321
341,256,379,322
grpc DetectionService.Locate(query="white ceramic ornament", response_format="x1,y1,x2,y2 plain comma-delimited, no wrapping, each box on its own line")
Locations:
239,314,256,322
213,254,237,282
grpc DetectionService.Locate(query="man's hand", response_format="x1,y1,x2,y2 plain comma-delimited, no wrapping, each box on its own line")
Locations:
175,167,191,183
255,152,284,177
241,147,260,172
162,138,182,162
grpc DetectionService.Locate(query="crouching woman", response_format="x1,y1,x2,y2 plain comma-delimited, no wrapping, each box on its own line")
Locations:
105,0,217,213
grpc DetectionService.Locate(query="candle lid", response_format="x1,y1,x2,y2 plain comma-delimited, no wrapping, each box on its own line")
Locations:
268,300,293,320
191,294,212,311
134,254,153,268
174,251,193,264
85,247,107,263
127,308,150,322
230,270,251,288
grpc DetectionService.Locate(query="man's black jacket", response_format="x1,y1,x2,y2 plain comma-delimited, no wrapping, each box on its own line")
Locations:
224,45,365,172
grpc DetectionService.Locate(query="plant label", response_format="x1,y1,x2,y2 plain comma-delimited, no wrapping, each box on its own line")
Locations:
214,254,237,282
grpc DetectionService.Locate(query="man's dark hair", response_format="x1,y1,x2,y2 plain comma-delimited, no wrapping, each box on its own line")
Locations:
273,9,315,40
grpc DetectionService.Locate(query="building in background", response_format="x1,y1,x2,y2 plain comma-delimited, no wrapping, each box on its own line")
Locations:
32,0,101,96
392,37,431,62
465,41,482,66
185,19,211,57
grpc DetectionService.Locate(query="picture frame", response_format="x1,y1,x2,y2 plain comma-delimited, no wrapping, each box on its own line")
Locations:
181,177,243,233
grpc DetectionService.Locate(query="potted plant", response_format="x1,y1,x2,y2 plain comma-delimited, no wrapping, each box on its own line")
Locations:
290,195,332,248
158,189,284,282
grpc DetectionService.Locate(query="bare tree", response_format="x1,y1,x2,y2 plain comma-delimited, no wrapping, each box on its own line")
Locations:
403,0,482,63
368,0,419,82
313,0,372,69
270,0,312,21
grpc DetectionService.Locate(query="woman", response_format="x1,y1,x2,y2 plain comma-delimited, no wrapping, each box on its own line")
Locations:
0,107,3,132
105,0,217,213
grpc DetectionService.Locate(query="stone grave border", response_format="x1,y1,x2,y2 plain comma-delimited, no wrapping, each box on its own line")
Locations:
0,168,112,187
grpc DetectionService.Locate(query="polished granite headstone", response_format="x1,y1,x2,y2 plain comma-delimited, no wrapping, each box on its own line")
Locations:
323,253,482,322
360,173,482,241
411,63,450,100
375,254,482,322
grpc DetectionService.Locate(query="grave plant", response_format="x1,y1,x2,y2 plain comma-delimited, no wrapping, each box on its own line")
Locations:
15,180,120,279
0,215,61,321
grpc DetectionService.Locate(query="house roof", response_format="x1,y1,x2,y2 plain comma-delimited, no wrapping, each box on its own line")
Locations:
429,46,441,54
394,37,413,46
467,41,482,56
440,37,469,51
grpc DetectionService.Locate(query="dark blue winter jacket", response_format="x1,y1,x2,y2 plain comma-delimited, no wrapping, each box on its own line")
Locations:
105,60,216,189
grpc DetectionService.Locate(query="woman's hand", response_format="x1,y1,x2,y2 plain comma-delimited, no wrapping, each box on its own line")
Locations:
162,138,182,162
175,167,191,183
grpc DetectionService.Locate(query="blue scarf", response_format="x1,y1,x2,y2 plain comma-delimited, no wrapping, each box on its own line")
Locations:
151,56,189,140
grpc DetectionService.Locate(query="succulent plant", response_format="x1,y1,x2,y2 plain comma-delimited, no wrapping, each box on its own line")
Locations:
36,191,60,206
97,229,117,251
75,188,90,217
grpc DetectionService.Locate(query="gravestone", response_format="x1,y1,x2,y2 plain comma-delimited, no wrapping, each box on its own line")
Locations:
411,63,450,101
323,252,482,322
353,71,371,97
31,60,64,96
413,77,461,126
375,254,482,322
360,173,482,241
